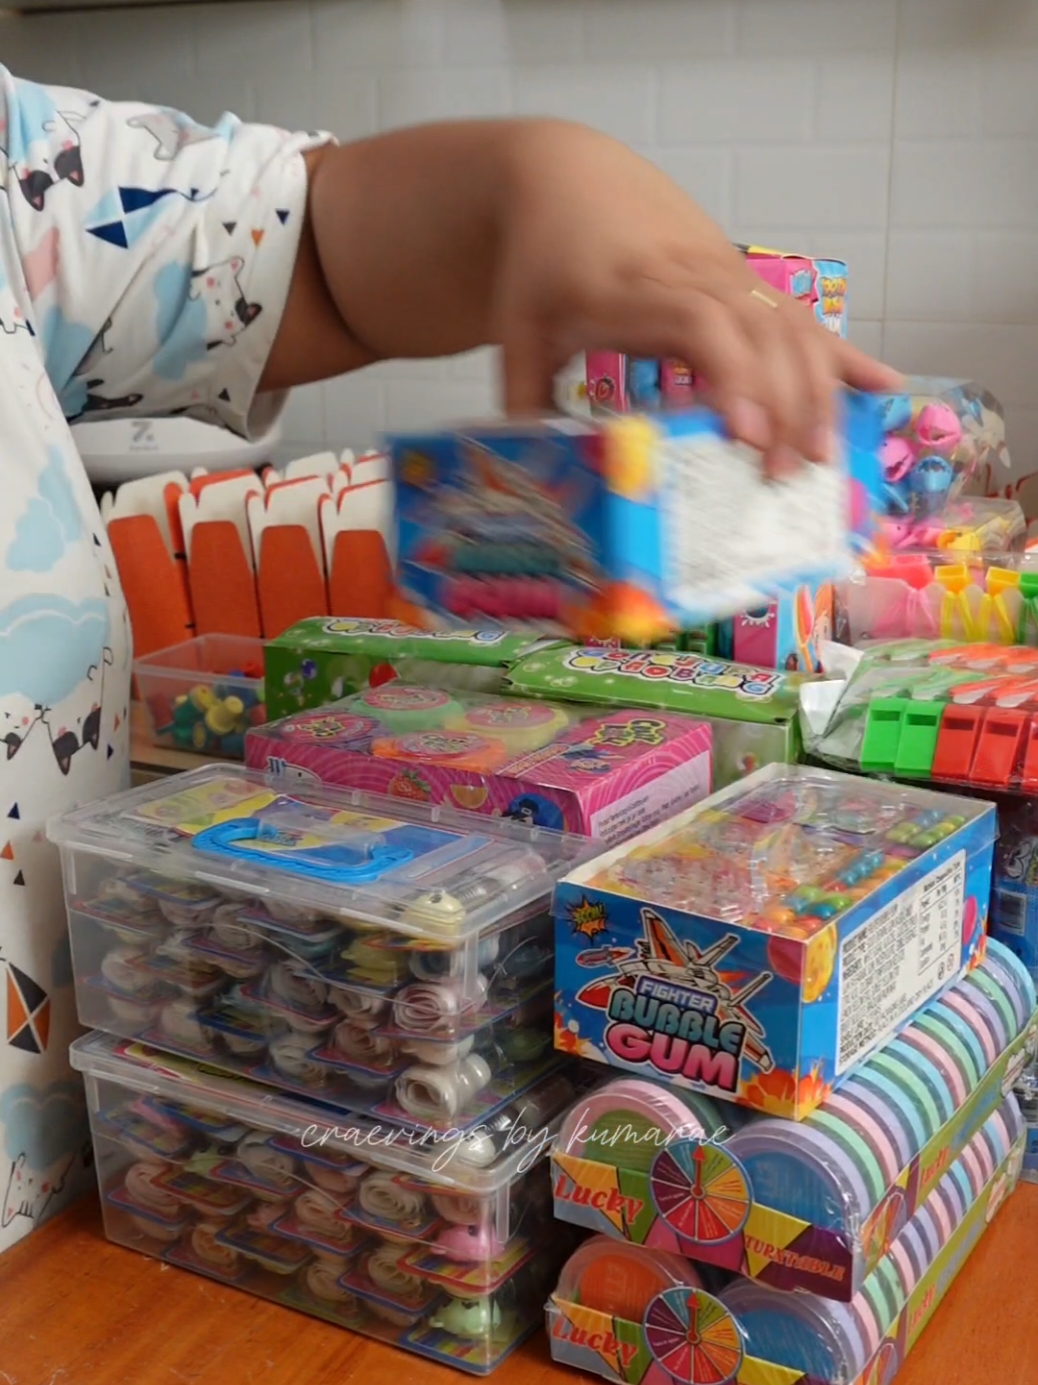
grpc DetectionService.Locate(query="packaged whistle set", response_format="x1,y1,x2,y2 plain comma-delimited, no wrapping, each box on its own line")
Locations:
806,640,1038,795
49,767,596,1131
551,938,1036,1300
552,765,995,1118
546,1091,1026,1385
390,391,883,648
71,1033,584,1374
871,496,1025,559
245,684,713,845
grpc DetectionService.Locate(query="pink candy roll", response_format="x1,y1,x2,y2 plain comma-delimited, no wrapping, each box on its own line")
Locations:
942,990,999,1067
391,978,488,1034
898,1028,969,1108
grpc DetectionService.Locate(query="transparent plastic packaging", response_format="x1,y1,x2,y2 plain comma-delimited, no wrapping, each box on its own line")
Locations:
72,1033,582,1373
548,1094,1025,1385
551,939,1036,1299
50,767,596,1129
554,764,995,1117
841,543,1038,649
806,640,1038,794
134,634,266,759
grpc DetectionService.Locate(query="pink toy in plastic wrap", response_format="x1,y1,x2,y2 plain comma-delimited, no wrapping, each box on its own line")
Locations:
245,689,712,844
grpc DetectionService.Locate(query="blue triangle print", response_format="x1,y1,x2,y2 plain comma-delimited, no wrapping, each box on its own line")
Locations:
88,221,129,249
85,190,122,227
276,209,290,225
119,186,173,215
107,746,114,760
7,805,18,819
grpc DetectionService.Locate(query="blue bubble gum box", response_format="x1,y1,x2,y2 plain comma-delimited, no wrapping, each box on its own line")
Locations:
389,391,883,648
553,765,995,1120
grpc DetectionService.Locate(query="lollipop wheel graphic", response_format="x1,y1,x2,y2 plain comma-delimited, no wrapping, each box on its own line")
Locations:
650,1143,751,1245
645,1287,744,1385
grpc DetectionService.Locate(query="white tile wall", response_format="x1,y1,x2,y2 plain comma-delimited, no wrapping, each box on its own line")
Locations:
1,0,1036,480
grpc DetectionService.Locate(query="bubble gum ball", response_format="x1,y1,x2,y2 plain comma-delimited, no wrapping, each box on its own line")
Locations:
881,435,916,482
915,403,963,454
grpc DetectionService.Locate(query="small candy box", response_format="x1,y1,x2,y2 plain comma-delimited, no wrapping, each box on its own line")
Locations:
390,391,883,647
264,617,557,722
49,766,596,1131
553,765,995,1119
551,938,1036,1298
877,378,1010,520
505,643,805,791
134,634,266,760
71,1033,583,1374
807,640,1038,794
547,1093,1026,1385
841,540,1038,650
245,686,712,844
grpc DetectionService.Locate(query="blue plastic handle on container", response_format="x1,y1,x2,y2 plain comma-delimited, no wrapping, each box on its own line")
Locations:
190,817,413,884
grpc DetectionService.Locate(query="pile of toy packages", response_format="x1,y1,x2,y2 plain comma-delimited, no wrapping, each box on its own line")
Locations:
61,246,1038,1382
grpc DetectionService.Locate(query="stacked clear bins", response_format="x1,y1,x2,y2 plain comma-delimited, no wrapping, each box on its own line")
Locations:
546,938,1036,1385
71,1033,585,1374
49,766,597,1131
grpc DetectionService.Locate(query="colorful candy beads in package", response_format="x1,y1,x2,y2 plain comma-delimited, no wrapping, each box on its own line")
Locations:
390,392,883,647
877,378,1010,519
48,767,596,1132
72,1032,584,1374
807,640,1038,793
245,686,712,844
552,938,1036,1297
548,1086,1025,1385
553,765,994,1118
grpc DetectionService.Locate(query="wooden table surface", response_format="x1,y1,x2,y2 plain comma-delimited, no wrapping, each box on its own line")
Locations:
1,1184,1035,1385
4,714,1028,1384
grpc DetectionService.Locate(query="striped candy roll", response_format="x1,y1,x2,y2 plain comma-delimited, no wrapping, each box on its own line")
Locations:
964,967,1018,1046
947,1158,976,1214
985,1111,1012,1167
939,990,1000,1068
867,1051,944,1142
845,1290,882,1363
728,1121,873,1229
911,1202,942,1265
959,1138,988,1199
720,1277,862,1383
558,1077,717,1175
884,1039,957,1126
814,1093,903,1186
896,1026,969,1108
803,1108,889,1208
841,1070,928,1160
917,1007,986,1087
974,1125,999,1186
558,1236,702,1320
926,1179,956,1244
992,1095,1025,1152
979,950,1029,1035
858,1257,902,1342
824,1298,871,1378
987,938,1037,1015
893,1219,929,1296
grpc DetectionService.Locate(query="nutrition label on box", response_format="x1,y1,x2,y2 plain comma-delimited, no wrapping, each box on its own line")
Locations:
659,432,849,620
836,852,965,1074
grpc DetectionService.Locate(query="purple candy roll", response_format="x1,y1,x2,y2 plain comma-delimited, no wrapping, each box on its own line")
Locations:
911,1202,942,1264
935,1170,967,1230
981,951,1029,1034
960,1139,987,1199
942,990,1000,1066
828,1087,913,1173
898,1027,969,1107
895,1220,929,1293
987,938,1037,1015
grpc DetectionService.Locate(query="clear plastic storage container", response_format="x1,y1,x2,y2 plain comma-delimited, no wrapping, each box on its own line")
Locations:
71,1032,583,1373
134,635,266,759
50,767,596,1131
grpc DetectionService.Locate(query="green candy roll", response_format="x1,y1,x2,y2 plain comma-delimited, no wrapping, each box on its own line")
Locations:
868,1051,942,1142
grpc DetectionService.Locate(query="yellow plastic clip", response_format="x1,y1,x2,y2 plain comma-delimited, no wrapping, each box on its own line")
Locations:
935,563,971,595
987,567,1022,599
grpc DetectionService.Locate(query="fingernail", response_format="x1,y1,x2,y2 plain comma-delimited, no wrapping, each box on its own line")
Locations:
729,398,771,450
767,444,802,480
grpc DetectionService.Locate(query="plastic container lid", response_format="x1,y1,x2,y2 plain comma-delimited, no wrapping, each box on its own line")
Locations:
70,1030,585,1195
48,765,598,943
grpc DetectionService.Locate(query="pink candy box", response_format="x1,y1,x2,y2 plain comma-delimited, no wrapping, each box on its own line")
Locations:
245,690,712,844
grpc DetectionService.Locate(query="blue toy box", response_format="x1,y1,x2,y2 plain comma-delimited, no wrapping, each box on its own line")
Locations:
553,765,995,1119
389,392,883,649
